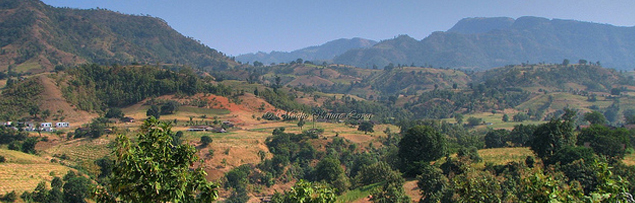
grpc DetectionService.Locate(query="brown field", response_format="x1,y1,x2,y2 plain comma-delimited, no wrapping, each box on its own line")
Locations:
625,153,635,166
0,149,73,194
44,137,112,163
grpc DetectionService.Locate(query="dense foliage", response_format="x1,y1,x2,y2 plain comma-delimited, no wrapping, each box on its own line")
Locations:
94,118,218,202
61,64,233,111
0,78,43,120
1,0,236,72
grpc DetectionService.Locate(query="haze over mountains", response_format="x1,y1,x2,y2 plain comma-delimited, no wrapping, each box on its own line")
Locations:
335,16,635,70
239,16,635,71
235,38,377,65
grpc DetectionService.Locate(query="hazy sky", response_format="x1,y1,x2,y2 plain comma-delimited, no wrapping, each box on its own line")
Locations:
41,0,635,56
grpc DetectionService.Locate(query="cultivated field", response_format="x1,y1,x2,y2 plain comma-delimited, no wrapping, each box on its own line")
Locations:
0,149,73,194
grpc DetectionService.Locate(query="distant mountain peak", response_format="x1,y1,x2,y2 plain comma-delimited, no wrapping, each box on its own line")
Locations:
447,17,515,34
335,16,635,70
236,38,377,64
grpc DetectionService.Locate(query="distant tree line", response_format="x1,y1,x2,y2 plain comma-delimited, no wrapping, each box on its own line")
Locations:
61,64,233,112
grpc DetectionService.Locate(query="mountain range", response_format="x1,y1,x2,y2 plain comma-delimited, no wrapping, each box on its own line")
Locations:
235,38,377,65
2,0,635,73
334,16,635,70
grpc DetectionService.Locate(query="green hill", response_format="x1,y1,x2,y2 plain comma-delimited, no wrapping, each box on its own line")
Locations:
0,0,237,74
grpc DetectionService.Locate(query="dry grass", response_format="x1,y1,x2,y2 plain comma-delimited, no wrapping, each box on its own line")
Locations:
624,153,635,166
0,149,72,194
446,111,545,130
44,138,112,163
13,60,42,73
478,147,534,166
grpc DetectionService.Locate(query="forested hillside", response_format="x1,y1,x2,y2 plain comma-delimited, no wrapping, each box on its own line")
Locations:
0,0,236,73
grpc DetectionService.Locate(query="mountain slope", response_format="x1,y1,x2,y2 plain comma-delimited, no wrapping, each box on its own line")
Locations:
0,0,236,73
334,16,635,70
235,37,377,64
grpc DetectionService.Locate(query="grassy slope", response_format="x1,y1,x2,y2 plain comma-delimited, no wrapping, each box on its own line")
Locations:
0,149,73,194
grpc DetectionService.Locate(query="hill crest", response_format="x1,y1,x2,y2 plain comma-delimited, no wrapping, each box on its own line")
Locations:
0,0,237,73
334,16,635,70
235,37,377,64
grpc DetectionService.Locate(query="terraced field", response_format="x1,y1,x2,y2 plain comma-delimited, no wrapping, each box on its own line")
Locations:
0,149,73,194
45,138,112,162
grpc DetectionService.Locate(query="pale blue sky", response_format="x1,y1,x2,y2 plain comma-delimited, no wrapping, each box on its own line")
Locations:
41,0,635,56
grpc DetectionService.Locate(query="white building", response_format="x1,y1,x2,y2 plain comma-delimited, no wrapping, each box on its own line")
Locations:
56,122,70,128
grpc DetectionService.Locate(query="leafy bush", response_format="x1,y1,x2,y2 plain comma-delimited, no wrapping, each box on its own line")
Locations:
466,117,482,127
1,191,17,202
200,135,213,147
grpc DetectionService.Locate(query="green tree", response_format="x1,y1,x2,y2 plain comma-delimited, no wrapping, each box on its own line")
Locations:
513,112,530,122
172,131,184,146
370,182,411,203
160,101,179,115
357,121,374,134
32,181,48,202
484,129,509,148
21,137,38,154
314,157,345,185
562,59,570,66
502,114,509,122
89,118,107,138
49,177,64,203
453,170,503,203
577,125,631,161
200,135,213,147
63,176,91,203
94,118,218,203
398,125,447,176
146,105,160,119
509,124,536,147
623,109,635,124
105,108,124,119
466,117,482,127
583,111,607,125
354,161,396,186
454,113,464,125
2,191,17,202
95,158,113,180
29,105,40,119
417,165,450,203
530,115,575,162
270,180,336,203
41,109,51,121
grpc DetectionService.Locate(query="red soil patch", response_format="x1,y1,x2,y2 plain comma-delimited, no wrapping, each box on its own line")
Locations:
203,94,243,112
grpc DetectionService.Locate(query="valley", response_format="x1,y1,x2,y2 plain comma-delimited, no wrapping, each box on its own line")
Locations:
1,0,635,202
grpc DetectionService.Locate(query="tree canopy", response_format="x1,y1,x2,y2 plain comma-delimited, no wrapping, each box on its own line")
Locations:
398,125,447,176
94,118,218,203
